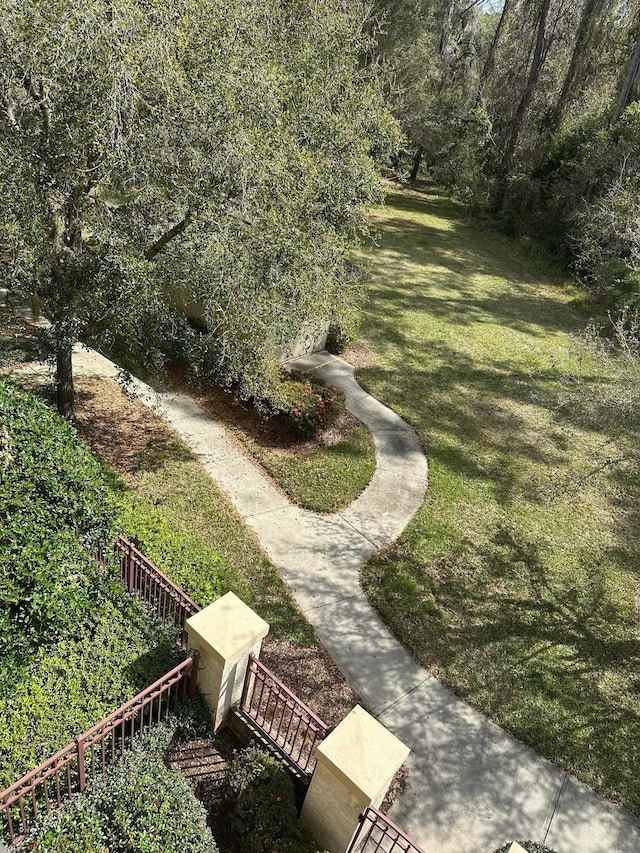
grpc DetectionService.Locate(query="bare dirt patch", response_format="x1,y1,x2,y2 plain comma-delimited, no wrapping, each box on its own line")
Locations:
340,340,378,370
73,376,192,483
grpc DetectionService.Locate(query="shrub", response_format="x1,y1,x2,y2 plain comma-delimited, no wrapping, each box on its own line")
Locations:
262,371,345,437
223,746,319,853
326,309,360,354
0,591,182,788
0,377,117,663
26,725,218,853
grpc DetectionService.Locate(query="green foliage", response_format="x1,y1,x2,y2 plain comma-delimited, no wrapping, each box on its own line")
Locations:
493,843,557,853
118,494,249,606
0,377,117,662
0,600,181,788
0,0,398,414
259,371,345,438
571,173,640,307
0,377,185,787
326,308,360,354
223,746,318,853
27,726,217,853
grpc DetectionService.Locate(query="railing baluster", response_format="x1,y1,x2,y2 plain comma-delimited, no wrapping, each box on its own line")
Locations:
239,655,329,780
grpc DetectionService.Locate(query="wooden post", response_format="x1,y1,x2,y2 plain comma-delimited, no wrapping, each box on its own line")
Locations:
75,735,86,793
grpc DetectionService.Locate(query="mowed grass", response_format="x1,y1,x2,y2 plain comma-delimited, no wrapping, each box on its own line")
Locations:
357,185,640,813
130,458,315,644
238,427,376,513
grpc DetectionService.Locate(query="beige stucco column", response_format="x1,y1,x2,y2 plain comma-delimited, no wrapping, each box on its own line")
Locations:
301,704,410,853
185,592,269,730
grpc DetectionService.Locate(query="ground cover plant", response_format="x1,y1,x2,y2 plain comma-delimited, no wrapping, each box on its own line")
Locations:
24,717,218,853
358,184,640,814
221,746,319,853
0,377,182,788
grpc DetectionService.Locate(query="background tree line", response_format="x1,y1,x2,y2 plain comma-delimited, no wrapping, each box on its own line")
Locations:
375,0,640,310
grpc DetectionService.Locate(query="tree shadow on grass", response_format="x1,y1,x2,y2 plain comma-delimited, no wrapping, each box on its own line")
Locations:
366,523,640,815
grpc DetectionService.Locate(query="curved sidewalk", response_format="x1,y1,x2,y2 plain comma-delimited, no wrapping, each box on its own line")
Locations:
10,344,640,853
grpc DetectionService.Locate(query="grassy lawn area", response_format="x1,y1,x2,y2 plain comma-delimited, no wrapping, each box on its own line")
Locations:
357,184,640,813
71,377,316,646
164,370,377,514
237,426,375,513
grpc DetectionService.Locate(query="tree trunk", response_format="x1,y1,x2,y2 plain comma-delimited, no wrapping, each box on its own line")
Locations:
56,340,74,421
475,0,514,105
611,34,640,125
553,0,599,127
503,0,551,167
410,146,424,181
494,0,551,211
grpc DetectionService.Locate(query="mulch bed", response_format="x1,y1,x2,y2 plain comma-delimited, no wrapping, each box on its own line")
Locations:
166,361,360,457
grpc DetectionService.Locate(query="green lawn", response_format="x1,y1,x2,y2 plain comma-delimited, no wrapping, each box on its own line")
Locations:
357,184,640,813
237,426,376,513
125,457,315,644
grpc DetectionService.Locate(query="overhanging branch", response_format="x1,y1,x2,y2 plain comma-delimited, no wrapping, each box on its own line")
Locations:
144,212,191,260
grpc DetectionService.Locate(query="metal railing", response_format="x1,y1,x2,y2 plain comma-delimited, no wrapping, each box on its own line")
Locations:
347,807,427,853
0,654,199,846
113,536,202,644
240,653,330,778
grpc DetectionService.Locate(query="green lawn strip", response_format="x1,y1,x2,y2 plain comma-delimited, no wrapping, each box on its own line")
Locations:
121,459,315,645
235,426,376,513
357,185,640,813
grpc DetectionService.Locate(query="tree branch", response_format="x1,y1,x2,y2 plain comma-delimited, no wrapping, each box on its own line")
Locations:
144,212,191,260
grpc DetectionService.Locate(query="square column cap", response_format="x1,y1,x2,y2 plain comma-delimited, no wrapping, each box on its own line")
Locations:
186,592,269,666
316,705,410,800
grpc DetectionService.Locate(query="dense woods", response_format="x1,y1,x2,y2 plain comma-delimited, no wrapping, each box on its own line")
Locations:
375,0,640,311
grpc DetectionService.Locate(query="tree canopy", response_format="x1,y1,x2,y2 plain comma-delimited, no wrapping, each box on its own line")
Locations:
374,0,640,308
0,0,398,417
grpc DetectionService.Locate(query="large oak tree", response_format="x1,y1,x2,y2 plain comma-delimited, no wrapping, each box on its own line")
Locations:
1,0,398,418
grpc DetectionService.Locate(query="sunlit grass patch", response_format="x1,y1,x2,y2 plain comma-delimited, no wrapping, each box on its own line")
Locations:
358,184,640,814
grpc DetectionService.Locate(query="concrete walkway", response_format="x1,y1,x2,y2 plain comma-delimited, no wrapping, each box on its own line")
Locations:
8,344,640,853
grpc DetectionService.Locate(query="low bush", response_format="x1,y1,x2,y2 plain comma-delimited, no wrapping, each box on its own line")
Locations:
0,592,182,788
223,746,319,853
326,308,360,354
25,723,218,853
0,378,119,663
0,378,186,787
262,371,345,437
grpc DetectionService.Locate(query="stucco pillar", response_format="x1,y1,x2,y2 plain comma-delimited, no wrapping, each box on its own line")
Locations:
301,704,410,853
185,592,269,731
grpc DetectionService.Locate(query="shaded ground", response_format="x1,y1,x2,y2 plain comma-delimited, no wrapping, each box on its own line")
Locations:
165,364,377,513
70,376,367,720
